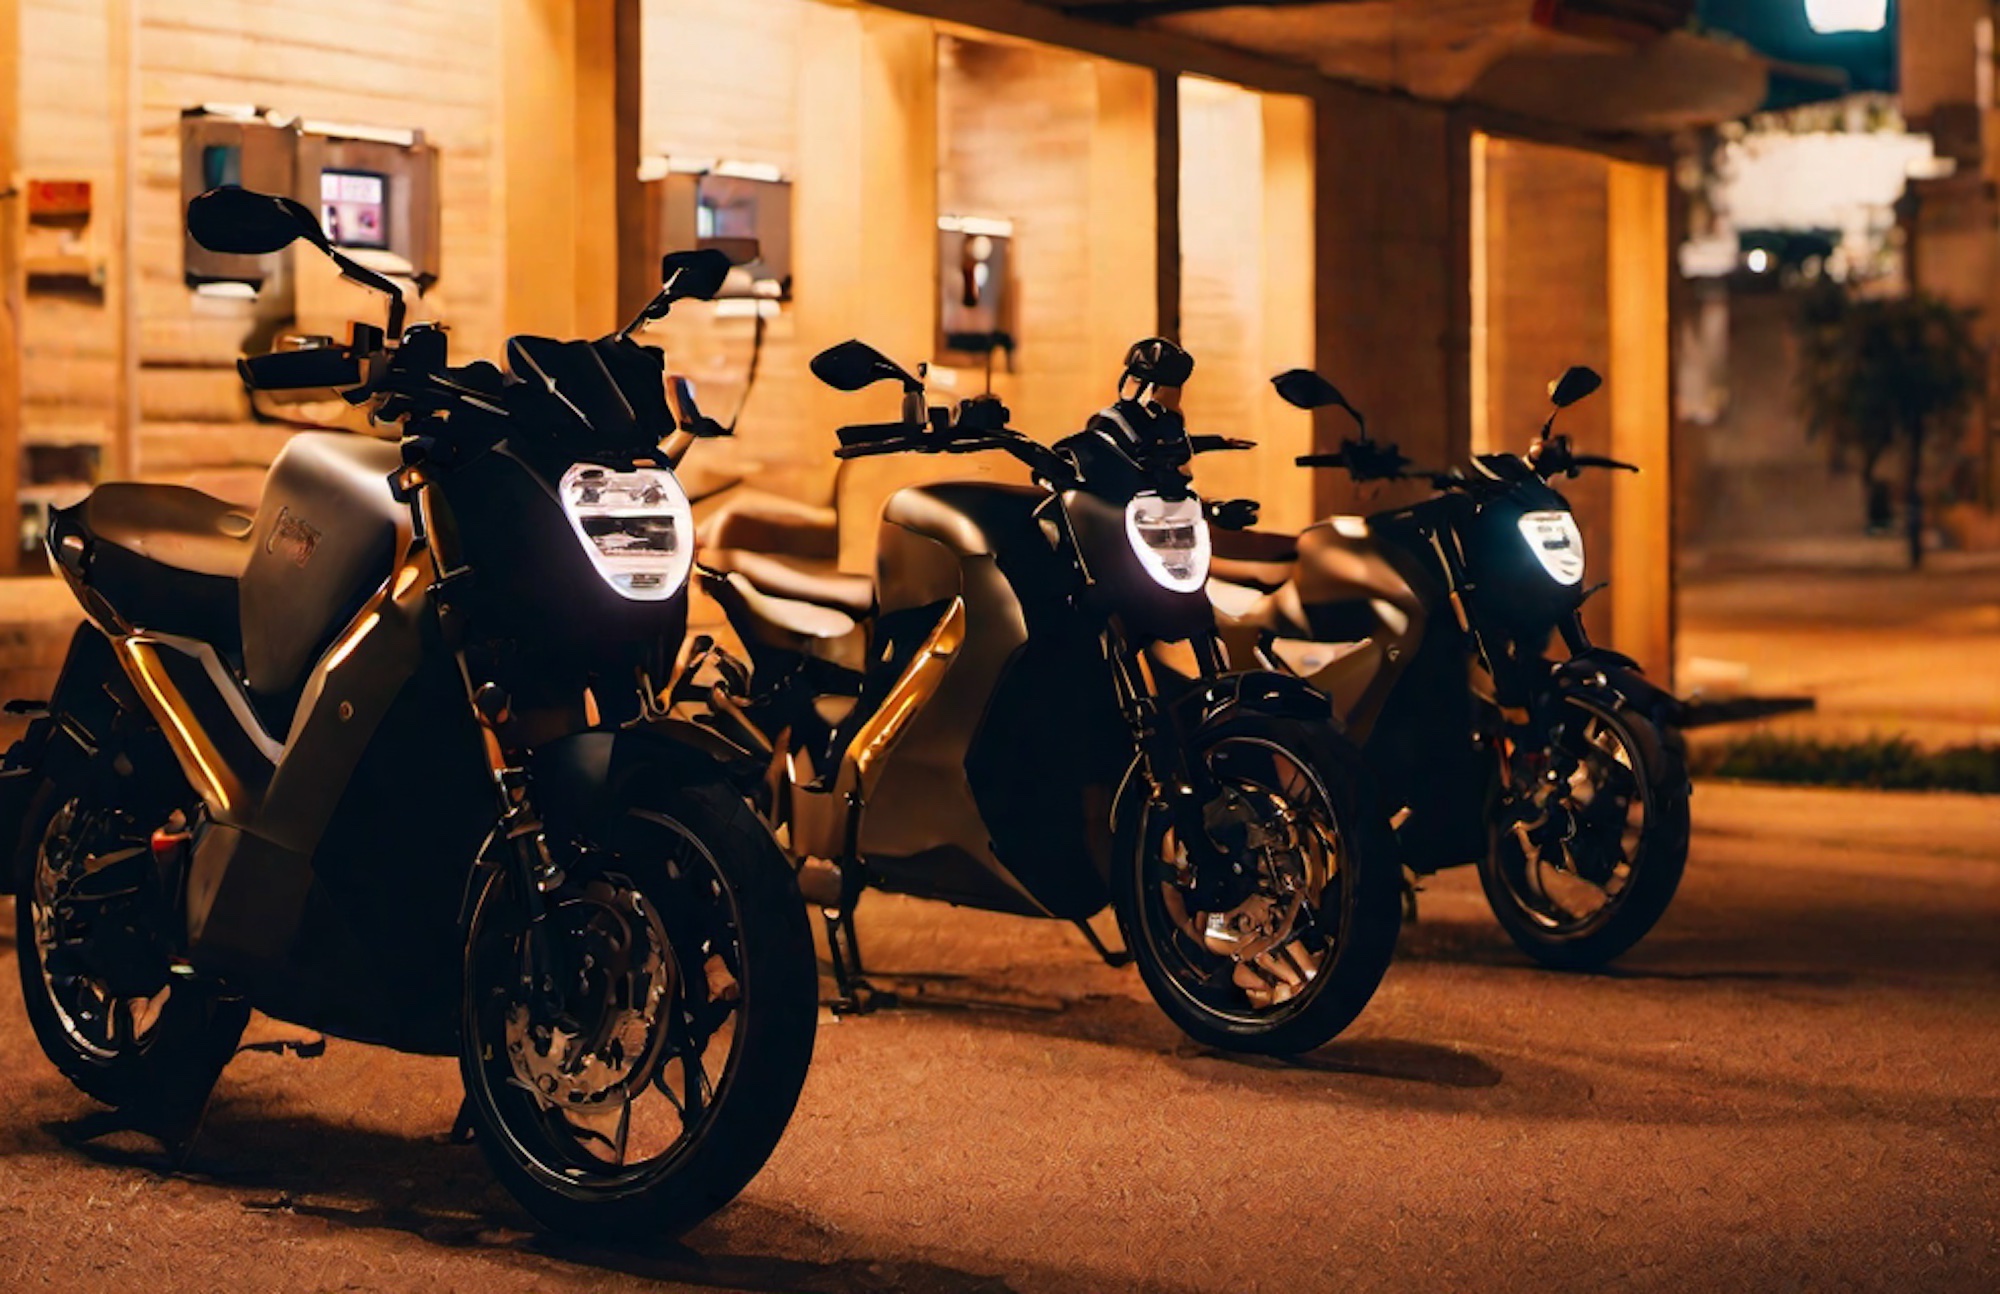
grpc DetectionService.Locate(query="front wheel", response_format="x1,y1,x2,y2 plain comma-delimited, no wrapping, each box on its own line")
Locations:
458,779,817,1239
1113,715,1403,1056
1478,694,1690,970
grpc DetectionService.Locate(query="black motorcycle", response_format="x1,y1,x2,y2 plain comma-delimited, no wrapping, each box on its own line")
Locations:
690,337,1403,1055
1207,365,1690,969
0,186,816,1237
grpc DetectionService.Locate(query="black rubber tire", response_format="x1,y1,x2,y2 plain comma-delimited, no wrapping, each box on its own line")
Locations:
1113,715,1403,1056
1478,697,1691,971
458,779,817,1240
11,778,249,1116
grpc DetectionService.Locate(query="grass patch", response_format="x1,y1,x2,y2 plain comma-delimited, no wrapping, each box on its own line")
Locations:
1691,734,2000,794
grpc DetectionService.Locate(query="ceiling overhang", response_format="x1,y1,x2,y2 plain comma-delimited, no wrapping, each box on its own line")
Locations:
1034,0,1770,133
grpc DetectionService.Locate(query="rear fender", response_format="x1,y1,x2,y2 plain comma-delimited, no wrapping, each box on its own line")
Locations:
1,626,136,892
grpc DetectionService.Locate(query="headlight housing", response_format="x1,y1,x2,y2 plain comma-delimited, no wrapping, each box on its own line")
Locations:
1125,492,1211,593
558,463,695,601
1518,509,1584,586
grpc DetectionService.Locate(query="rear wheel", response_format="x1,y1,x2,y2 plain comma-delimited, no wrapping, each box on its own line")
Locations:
13,780,248,1125
459,779,816,1239
1478,694,1690,970
1113,716,1402,1056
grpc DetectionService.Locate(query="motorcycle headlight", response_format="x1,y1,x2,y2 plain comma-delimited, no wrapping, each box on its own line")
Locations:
558,463,695,601
1518,509,1585,586
1125,493,1211,593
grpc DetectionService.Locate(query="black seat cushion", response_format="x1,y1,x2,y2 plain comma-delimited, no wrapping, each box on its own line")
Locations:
49,484,255,654
703,548,875,619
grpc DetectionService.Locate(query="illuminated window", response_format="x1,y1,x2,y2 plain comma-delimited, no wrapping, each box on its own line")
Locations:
1803,0,1888,35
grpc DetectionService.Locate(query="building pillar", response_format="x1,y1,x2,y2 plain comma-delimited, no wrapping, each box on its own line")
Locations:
1607,158,1674,681
1088,59,1160,397
790,6,939,569
1312,83,1466,520
501,0,642,340
1257,91,1314,533
1,0,20,568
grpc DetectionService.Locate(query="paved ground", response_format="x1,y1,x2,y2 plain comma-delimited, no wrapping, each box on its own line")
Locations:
1677,551,2000,748
0,781,1994,1293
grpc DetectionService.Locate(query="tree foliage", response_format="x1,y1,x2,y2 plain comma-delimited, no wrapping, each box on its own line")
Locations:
1793,282,1984,565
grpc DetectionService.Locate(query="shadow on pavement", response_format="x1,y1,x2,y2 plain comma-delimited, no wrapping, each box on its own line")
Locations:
33,1106,1126,1294
860,968,1503,1089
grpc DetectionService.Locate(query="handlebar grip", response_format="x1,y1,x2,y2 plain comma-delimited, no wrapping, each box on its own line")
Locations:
240,347,362,391
833,440,910,460
835,421,914,450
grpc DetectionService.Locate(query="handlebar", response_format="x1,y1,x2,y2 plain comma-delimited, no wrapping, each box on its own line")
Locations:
239,342,364,392
1568,453,1640,473
831,418,1078,486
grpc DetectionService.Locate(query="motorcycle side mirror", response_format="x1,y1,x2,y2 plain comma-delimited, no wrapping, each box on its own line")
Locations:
660,248,735,306
810,339,922,394
1271,369,1344,411
1272,368,1368,438
1549,365,1602,409
187,185,329,256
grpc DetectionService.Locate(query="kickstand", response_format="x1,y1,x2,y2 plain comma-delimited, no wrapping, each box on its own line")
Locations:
1074,918,1134,969
822,906,895,1016
1402,866,1422,924
448,1096,478,1146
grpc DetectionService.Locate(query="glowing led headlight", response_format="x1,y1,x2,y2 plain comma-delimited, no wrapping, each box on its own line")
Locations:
1518,509,1585,586
1125,492,1211,593
559,463,695,601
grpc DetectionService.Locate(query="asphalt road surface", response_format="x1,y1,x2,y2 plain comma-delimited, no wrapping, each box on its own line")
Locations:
1,782,1995,1293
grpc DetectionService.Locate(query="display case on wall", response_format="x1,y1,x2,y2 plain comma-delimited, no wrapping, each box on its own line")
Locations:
180,107,302,291
644,159,793,300
298,123,440,287
179,108,439,292
937,214,1015,369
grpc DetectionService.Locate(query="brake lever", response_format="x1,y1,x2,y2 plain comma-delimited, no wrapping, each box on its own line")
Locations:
1190,435,1256,454
1570,454,1640,473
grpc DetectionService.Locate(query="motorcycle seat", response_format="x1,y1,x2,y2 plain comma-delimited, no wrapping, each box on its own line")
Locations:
48,484,255,652
73,483,255,577
703,548,876,620
1211,527,1300,565
1209,527,1300,593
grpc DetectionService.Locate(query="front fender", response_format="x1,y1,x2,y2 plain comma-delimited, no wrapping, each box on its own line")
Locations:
528,719,757,844
1110,669,1338,836
1168,669,1334,731
1554,650,1684,730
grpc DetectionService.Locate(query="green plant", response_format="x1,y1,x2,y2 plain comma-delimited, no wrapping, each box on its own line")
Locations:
1793,282,1985,567
1690,733,2000,794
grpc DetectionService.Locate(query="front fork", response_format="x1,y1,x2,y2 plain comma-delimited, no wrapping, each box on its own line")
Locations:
1107,629,1237,907
409,474,567,1017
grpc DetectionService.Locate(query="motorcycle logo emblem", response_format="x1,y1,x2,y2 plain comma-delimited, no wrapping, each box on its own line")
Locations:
267,506,321,568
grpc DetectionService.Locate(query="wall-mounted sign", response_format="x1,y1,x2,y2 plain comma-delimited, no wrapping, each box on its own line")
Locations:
26,179,92,222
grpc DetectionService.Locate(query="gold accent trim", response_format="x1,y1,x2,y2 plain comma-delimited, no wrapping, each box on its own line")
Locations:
320,610,381,676
118,638,240,816
845,598,966,792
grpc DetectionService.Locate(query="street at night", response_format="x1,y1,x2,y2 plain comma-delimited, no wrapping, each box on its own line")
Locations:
2,779,1994,1293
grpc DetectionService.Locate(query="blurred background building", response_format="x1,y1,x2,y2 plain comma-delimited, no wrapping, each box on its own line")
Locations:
4,0,1983,709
